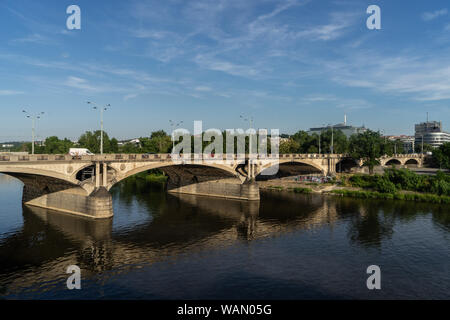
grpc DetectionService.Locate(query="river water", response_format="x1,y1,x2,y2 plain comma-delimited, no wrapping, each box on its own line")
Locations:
0,173,449,299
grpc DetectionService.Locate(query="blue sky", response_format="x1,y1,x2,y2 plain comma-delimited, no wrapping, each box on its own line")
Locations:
1,0,450,141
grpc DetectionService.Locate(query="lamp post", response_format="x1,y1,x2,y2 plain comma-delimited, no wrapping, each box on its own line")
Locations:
87,101,110,155
380,129,386,143
22,110,44,155
421,135,424,154
169,120,183,150
318,131,321,155
240,114,254,179
318,124,325,155
327,123,334,154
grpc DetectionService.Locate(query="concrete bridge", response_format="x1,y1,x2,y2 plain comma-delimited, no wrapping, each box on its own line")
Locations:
0,153,424,219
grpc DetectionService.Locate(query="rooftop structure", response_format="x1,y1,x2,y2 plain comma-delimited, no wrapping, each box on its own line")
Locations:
309,115,367,139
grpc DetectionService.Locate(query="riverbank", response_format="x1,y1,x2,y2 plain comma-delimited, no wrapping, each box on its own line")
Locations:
259,181,450,204
258,168,450,205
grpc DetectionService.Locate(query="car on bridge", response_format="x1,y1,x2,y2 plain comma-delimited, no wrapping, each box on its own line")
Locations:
69,148,95,157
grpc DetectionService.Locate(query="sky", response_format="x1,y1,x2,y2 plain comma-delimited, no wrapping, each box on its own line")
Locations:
0,0,450,142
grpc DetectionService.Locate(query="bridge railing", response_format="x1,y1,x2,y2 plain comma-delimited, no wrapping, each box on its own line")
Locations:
0,153,424,163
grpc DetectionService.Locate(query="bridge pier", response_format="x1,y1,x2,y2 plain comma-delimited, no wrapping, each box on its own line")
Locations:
168,178,260,201
25,186,113,219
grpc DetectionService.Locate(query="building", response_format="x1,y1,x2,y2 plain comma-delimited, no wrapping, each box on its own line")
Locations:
414,121,450,149
309,115,367,139
399,136,415,153
383,135,415,153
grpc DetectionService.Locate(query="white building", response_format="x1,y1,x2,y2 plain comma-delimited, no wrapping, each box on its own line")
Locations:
414,121,450,148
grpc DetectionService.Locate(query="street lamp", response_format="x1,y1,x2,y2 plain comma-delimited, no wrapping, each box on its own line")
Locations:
380,129,387,143
169,120,183,150
240,114,255,179
327,123,334,154
87,101,110,155
319,123,326,155
318,131,321,155
22,110,44,155
421,135,424,154
240,115,254,153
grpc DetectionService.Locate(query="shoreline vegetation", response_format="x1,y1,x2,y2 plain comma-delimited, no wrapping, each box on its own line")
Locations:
125,167,450,205
259,168,450,205
126,170,168,185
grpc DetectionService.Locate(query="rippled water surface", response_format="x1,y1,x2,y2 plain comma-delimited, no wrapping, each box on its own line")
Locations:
0,173,449,299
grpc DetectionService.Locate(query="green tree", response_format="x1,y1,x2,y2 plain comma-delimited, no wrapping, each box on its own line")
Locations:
349,130,386,174
43,136,74,154
280,139,300,154
291,129,348,154
433,142,450,169
139,131,172,153
414,143,434,153
78,131,116,153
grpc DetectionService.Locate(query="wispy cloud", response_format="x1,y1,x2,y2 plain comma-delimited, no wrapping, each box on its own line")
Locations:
194,86,212,92
11,33,53,44
294,11,359,41
322,50,450,101
194,54,262,78
0,90,24,96
422,8,448,21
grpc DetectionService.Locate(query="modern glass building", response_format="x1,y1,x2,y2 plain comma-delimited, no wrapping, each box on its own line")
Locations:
414,121,450,148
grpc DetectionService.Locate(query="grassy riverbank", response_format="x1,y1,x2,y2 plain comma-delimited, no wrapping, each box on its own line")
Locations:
328,189,450,204
260,168,450,205
263,185,313,194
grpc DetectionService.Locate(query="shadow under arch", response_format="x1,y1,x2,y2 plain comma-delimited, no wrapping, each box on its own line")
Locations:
1,172,81,203
385,159,402,166
256,161,323,181
405,159,419,167
111,163,240,191
335,158,359,173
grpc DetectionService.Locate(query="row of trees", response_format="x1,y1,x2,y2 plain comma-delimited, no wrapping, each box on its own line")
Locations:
17,130,172,155
281,130,450,173
13,128,450,173
280,129,434,155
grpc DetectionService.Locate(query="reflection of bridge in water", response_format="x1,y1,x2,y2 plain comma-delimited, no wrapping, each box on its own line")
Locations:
1,187,447,296
0,193,340,293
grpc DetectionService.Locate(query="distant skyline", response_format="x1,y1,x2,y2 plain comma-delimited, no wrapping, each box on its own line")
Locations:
1,0,450,142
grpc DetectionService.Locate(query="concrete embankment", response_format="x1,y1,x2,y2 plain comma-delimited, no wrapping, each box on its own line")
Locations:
168,179,260,201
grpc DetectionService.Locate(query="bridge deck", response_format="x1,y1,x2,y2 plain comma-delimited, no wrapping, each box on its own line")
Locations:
0,153,424,163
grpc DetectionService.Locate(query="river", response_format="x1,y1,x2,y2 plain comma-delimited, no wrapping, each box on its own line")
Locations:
0,173,449,299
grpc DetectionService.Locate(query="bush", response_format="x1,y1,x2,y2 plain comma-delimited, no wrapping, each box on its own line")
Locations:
348,169,450,196
293,187,312,194
373,177,397,193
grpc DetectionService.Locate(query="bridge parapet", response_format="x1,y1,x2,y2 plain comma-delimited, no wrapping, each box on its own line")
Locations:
0,153,347,163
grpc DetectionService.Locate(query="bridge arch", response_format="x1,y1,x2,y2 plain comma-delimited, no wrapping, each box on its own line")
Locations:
385,159,402,166
405,159,419,166
255,159,324,180
107,161,240,190
335,158,359,173
0,167,80,186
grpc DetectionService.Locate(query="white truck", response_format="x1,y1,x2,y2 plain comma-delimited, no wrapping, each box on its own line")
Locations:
69,148,95,156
